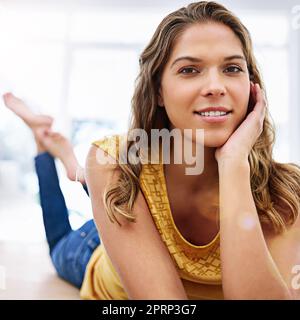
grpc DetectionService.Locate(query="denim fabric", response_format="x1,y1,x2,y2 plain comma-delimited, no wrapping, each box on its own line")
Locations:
51,219,100,288
82,183,89,196
34,152,72,252
34,152,100,288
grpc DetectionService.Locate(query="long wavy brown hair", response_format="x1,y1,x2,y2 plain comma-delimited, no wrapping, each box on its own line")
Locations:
103,1,300,234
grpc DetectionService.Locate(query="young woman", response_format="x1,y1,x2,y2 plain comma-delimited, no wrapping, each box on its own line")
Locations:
85,1,300,300
3,93,100,290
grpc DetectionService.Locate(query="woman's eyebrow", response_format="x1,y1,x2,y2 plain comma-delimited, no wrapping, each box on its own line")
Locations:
170,55,246,68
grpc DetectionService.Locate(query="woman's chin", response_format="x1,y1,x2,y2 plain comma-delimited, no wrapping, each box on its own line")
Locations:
203,135,230,148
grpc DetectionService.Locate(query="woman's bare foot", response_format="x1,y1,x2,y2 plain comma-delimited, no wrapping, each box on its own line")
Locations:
36,129,85,184
3,92,54,153
3,92,53,129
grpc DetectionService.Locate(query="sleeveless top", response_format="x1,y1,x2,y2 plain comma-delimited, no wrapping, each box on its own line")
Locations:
80,135,223,300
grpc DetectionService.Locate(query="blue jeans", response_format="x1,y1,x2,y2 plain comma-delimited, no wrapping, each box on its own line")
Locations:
35,152,101,288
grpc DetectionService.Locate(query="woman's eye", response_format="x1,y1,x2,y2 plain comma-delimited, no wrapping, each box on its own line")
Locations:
225,66,242,73
178,66,242,75
179,67,199,74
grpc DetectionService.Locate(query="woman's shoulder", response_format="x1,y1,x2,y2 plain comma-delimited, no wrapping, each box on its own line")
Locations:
92,133,123,150
92,133,127,160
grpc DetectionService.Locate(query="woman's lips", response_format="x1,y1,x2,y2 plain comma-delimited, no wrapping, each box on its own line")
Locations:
193,111,232,123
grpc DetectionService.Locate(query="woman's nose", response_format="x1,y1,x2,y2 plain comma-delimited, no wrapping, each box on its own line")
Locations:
200,71,226,97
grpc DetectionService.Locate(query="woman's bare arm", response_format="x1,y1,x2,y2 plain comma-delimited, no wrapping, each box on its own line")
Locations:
85,145,188,300
218,159,294,299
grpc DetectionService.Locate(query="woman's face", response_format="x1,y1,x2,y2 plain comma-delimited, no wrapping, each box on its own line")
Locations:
158,22,251,147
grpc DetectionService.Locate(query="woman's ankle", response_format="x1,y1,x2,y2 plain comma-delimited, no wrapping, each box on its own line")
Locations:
75,166,85,184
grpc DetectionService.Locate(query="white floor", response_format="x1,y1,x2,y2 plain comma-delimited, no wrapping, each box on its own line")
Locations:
0,190,81,299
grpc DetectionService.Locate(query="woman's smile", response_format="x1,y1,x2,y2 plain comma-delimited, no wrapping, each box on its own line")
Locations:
193,110,232,123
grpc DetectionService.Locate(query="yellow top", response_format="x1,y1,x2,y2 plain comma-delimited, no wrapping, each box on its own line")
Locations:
80,134,223,300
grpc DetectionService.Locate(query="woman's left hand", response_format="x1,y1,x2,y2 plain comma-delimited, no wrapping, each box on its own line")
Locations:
215,82,267,164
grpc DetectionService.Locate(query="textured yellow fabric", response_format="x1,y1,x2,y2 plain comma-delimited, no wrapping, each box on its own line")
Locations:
80,134,223,300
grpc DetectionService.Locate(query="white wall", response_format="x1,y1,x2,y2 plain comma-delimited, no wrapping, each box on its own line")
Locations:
0,0,299,219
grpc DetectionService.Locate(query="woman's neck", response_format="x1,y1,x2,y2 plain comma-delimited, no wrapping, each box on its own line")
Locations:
164,140,219,195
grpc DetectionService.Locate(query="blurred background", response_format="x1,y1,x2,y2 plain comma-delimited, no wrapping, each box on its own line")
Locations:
0,0,299,233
